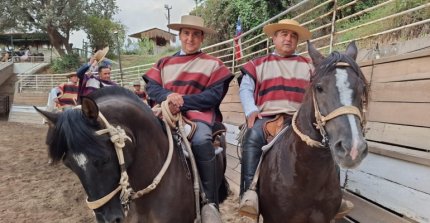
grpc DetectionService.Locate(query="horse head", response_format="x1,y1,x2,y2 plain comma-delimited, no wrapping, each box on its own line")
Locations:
306,41,368,168
36,96,130,223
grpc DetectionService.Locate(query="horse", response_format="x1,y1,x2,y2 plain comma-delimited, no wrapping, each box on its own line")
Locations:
258,41,368,223
36,86,228,223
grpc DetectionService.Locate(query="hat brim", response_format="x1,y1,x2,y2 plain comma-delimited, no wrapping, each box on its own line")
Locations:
263,24,311,42
94,46,109,63
66,74,77,78
168,23,215,34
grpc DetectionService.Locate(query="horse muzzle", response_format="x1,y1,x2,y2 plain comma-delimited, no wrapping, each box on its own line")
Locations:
332,137,368,169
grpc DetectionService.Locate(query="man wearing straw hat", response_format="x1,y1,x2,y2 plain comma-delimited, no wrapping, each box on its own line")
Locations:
238,19,353,219
54,72,79,111
76,47,116,101
144,15,233,221
132,80,147,101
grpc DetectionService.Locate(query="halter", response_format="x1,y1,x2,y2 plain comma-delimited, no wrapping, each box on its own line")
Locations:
83,106,175,213
292,62,366,148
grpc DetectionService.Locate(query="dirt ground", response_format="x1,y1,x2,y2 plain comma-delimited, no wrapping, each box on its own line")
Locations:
0,121,251,223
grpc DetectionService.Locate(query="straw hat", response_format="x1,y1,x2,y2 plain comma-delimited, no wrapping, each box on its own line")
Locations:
133,80,141,86
263,19,311,42
94,46,109,62
168,15,215,34
66,72,77,78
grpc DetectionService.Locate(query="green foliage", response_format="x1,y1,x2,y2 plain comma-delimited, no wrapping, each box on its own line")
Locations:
0,0,120,57
51,54,80,73
84,15,126,58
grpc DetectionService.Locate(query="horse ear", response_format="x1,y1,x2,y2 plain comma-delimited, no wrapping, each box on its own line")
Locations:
81,97,99,121
307,40,324,66
345,41,358,60
34,106,59,126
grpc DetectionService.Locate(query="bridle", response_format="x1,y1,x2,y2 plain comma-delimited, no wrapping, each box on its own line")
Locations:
83,108,175,213
292,62,366,148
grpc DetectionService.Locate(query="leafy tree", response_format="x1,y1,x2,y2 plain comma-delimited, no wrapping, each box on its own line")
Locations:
0,0,119,56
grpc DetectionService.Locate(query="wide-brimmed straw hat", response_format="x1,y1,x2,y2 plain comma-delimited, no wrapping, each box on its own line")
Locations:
66,72,77,78
94,46,109,62
263,19,311,42
168,15,215,34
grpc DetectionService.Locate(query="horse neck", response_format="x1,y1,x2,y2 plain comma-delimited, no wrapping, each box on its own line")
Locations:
121,112,186,189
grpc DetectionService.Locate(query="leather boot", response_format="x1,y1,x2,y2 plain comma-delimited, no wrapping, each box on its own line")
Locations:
239,128,265,219
193,142,222,223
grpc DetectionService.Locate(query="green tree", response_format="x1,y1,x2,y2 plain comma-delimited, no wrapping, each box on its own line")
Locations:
0,0,119,56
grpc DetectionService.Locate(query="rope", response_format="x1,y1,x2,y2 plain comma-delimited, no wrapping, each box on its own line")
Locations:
149,100,202,223
131,100,175,199
292,111,325,148
86,112,133,210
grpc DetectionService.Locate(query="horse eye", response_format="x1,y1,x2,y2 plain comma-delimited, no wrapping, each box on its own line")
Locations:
315,84,323,93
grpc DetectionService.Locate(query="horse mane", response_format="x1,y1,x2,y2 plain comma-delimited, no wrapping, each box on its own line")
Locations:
49,86,153,162
48,109,109,162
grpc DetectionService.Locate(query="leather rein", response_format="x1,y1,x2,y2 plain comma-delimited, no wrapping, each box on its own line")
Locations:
292,62,366,148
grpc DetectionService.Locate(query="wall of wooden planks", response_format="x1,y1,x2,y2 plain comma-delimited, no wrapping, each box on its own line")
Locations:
221,49,430,222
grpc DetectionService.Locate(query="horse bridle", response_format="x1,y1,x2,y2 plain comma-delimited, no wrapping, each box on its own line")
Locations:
83,109,175,213
292,62,366,148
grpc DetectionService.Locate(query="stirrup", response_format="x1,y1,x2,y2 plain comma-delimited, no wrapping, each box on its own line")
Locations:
335,199,354,219
201,203,222,223
239,190,259,220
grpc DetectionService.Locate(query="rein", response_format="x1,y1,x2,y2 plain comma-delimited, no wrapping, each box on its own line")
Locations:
292,62,365,148
82,105,175,213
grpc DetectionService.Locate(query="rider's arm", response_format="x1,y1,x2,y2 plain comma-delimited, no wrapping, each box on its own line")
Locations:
145,79,173,104
239,74,259,117
180,81,226,112
76,64,90,80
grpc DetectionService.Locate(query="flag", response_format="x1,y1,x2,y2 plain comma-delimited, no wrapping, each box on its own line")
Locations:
234,17,243,61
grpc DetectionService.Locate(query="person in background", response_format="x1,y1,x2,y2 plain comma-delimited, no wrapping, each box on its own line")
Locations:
132,80,147,102
54,73,79,111
76,47,116,101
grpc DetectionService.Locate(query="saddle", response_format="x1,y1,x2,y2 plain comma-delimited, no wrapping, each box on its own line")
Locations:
263,114,292,143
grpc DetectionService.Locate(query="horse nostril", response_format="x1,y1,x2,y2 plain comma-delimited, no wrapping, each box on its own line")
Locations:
113,217,123,223
333,140,347,158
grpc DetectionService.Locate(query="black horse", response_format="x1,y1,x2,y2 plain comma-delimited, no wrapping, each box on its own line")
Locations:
36,87,228,223
258,41,368,223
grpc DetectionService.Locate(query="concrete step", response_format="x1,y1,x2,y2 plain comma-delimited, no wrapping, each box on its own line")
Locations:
8,105,45,124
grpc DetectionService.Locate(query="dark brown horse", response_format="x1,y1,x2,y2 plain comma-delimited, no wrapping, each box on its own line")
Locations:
36,86,228,223
258,41,368,223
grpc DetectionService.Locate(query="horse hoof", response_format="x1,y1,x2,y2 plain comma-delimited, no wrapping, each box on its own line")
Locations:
201,203,222,223
238,190,259,220
335,199,354,219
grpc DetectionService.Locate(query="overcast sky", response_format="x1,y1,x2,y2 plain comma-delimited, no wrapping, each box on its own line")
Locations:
70,0,196,48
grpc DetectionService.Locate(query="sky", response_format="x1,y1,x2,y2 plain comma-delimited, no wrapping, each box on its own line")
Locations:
70,0,197,48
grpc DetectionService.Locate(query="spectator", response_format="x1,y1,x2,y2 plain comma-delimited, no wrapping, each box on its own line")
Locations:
76,47,116,102
132,80,147,102
55,73,79,111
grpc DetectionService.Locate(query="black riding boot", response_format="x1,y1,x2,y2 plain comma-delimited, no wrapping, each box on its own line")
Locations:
193,141,218,206
240,128,265,196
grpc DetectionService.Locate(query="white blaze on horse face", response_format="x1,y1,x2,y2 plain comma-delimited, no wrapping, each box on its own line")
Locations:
73,153,89,171
335,68,360,160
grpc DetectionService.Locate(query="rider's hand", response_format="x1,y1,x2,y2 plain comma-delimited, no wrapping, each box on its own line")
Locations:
246,111,262,128
168,102,181,115
167,93,184,108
